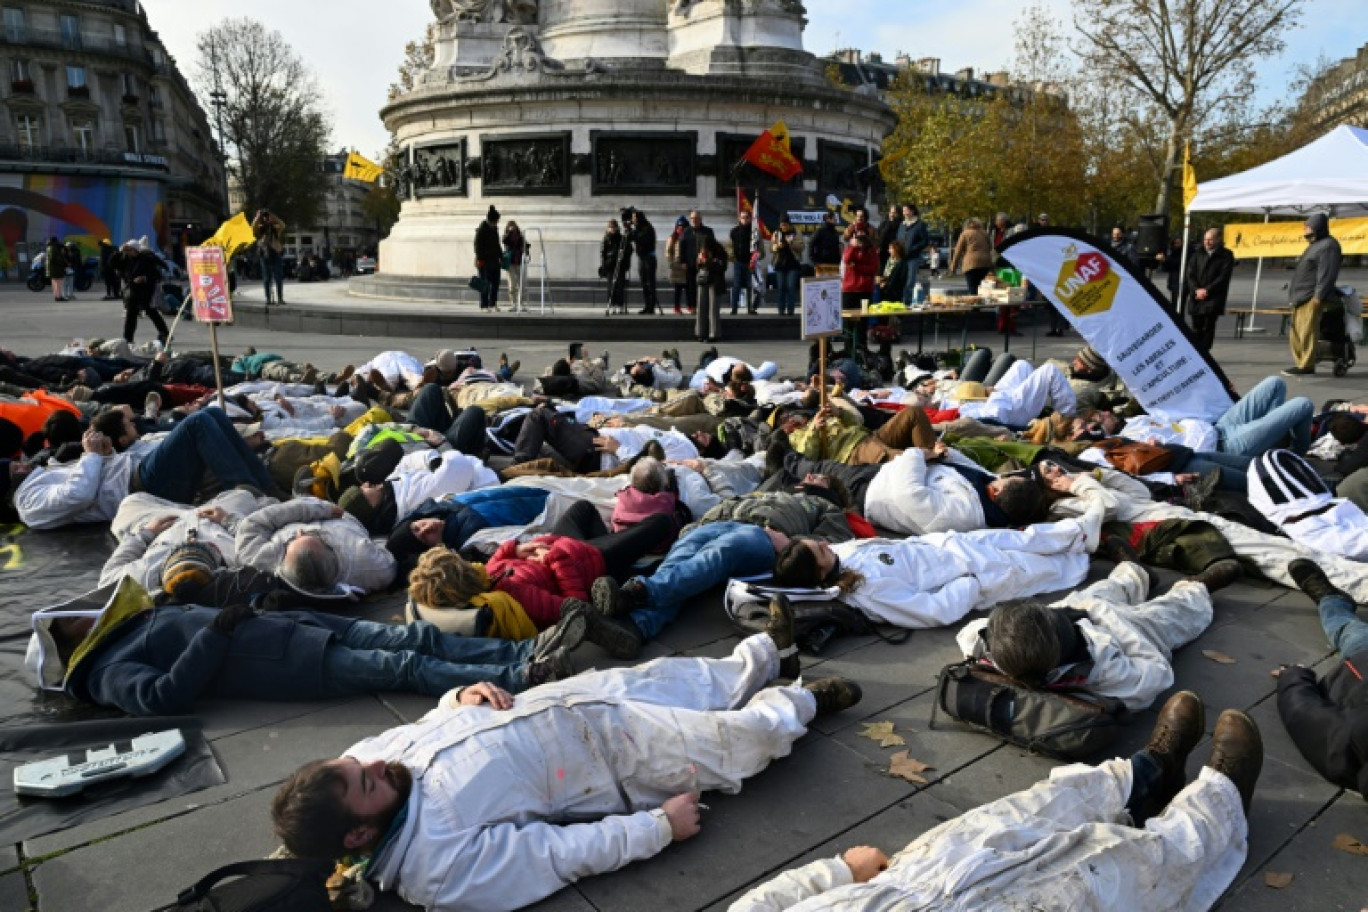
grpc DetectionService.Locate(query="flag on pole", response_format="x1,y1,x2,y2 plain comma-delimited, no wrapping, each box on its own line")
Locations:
201,213,255,259
344,150,384,183
741,121,803,182
1181,143,1198,211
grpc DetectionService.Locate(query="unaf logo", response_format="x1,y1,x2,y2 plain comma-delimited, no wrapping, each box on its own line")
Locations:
1053,245,1121,317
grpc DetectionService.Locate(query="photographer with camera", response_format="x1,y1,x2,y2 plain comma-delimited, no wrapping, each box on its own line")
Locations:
252,209,287,306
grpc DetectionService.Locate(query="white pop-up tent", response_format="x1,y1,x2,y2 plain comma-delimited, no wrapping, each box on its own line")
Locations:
1180,125,1368,328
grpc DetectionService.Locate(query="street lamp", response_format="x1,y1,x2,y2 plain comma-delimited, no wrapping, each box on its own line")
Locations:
208,40,230,220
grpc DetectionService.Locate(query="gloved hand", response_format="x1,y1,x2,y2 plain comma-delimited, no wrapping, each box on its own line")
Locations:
209,602,258,636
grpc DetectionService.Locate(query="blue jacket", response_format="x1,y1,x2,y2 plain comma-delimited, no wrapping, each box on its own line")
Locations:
66,607,357,716
403,487,552,551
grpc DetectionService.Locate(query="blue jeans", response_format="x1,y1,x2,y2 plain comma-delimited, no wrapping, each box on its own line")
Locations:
136,409,276,504
1217,377,1313,457
319,619,534,696
776,269,800,316
261,251,284,303
730,262,752,312
631,522,776,640
1318,594,1368,660
1183,450,1251,491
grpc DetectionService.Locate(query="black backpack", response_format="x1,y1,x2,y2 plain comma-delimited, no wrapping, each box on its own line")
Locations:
930,659,1131,761
157,859,333,912
723,581,909,654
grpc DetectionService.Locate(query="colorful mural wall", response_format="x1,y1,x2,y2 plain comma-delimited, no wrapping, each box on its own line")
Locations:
0,174,167,270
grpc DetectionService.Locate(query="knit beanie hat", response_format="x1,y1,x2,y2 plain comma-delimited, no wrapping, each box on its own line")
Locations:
1076,346,1107,374
339,486,377,530
354,439,404,485
386,520,426,565
161,536,223,599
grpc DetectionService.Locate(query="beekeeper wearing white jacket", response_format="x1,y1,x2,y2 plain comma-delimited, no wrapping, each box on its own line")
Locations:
774,520,1092,629
957,562,1214,712
270,634,860,912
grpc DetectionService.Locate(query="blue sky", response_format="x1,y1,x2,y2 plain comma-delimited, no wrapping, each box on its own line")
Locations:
144,0,1362,158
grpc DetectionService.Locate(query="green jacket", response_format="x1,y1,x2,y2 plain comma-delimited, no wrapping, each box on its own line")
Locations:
687,491,853,542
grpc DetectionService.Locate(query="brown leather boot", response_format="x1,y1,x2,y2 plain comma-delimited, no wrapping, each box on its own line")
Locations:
1134,691,1204,823
1187,558,1243,593
1206,709,1263,814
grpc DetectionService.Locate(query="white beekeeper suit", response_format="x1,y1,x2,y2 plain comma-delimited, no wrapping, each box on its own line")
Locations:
99,488,277,590
352,635,814,912
830,519,1091,628
957,562,1214,712
952,361,1076,427
386,449,498,519
863,447,987,535
728,760,1246,912
234,497,395,593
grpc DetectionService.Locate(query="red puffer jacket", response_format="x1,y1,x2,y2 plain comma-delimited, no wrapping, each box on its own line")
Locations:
841,243,879,295
487,535,606,628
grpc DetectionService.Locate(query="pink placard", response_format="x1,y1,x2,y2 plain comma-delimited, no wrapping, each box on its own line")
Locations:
187,246,233,323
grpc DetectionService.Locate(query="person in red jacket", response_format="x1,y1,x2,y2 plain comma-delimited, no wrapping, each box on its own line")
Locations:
486,500,674,628
840,233,879,312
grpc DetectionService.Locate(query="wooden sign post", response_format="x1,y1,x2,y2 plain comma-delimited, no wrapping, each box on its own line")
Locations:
186,246,235,412
800,277,842,409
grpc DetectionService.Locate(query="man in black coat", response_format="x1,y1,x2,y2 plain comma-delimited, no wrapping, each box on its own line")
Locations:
681,210,713,312
729,211,757,315
810,212,842,271
474,206,503,311
1185,228,1235,353
1276,559,1368,798
632,210,659,315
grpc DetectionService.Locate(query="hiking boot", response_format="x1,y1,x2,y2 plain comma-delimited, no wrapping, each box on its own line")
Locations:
1135,691,1205,823
524,646,576,688
804,677,863,716
1280,366,1314,377
1206,709,1263,813
583,611,645,660
1288,558,1348,605
506,360,520,378
591,576,649,617
336,364,355,383
1187,558,1243,593
300,365,319,386
1182,469,1221,513
669,348,681,365
532,603,589,660
766,596,800,679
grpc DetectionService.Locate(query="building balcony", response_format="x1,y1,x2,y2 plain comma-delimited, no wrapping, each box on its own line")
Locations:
121,93,139,105
9,79,34,94
0,142,170,174
67,85,90,99
0,27,155,68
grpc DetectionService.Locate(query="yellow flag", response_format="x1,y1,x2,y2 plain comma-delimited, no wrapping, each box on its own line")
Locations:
201,213,255,258
344,150,384,183
1182,143,1198,211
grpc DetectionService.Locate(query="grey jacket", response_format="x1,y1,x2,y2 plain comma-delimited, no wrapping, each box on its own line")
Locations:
686,491,853,542
1290,214,1343,307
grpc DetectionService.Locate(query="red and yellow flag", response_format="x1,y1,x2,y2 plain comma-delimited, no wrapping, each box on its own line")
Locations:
742,121,803,182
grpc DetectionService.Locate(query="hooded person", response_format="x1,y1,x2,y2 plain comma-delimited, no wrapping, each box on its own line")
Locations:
1247,448,1368,561
1285,212,1343,376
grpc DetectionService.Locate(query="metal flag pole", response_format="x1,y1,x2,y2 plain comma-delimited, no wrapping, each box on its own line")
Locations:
1246,210,1271,334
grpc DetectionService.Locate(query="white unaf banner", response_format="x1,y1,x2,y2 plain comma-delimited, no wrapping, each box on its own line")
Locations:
999,229,1235,423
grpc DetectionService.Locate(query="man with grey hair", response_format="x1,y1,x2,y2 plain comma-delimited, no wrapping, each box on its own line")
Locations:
630,456,670,495
1185,227,1235,353
235,497,396,595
